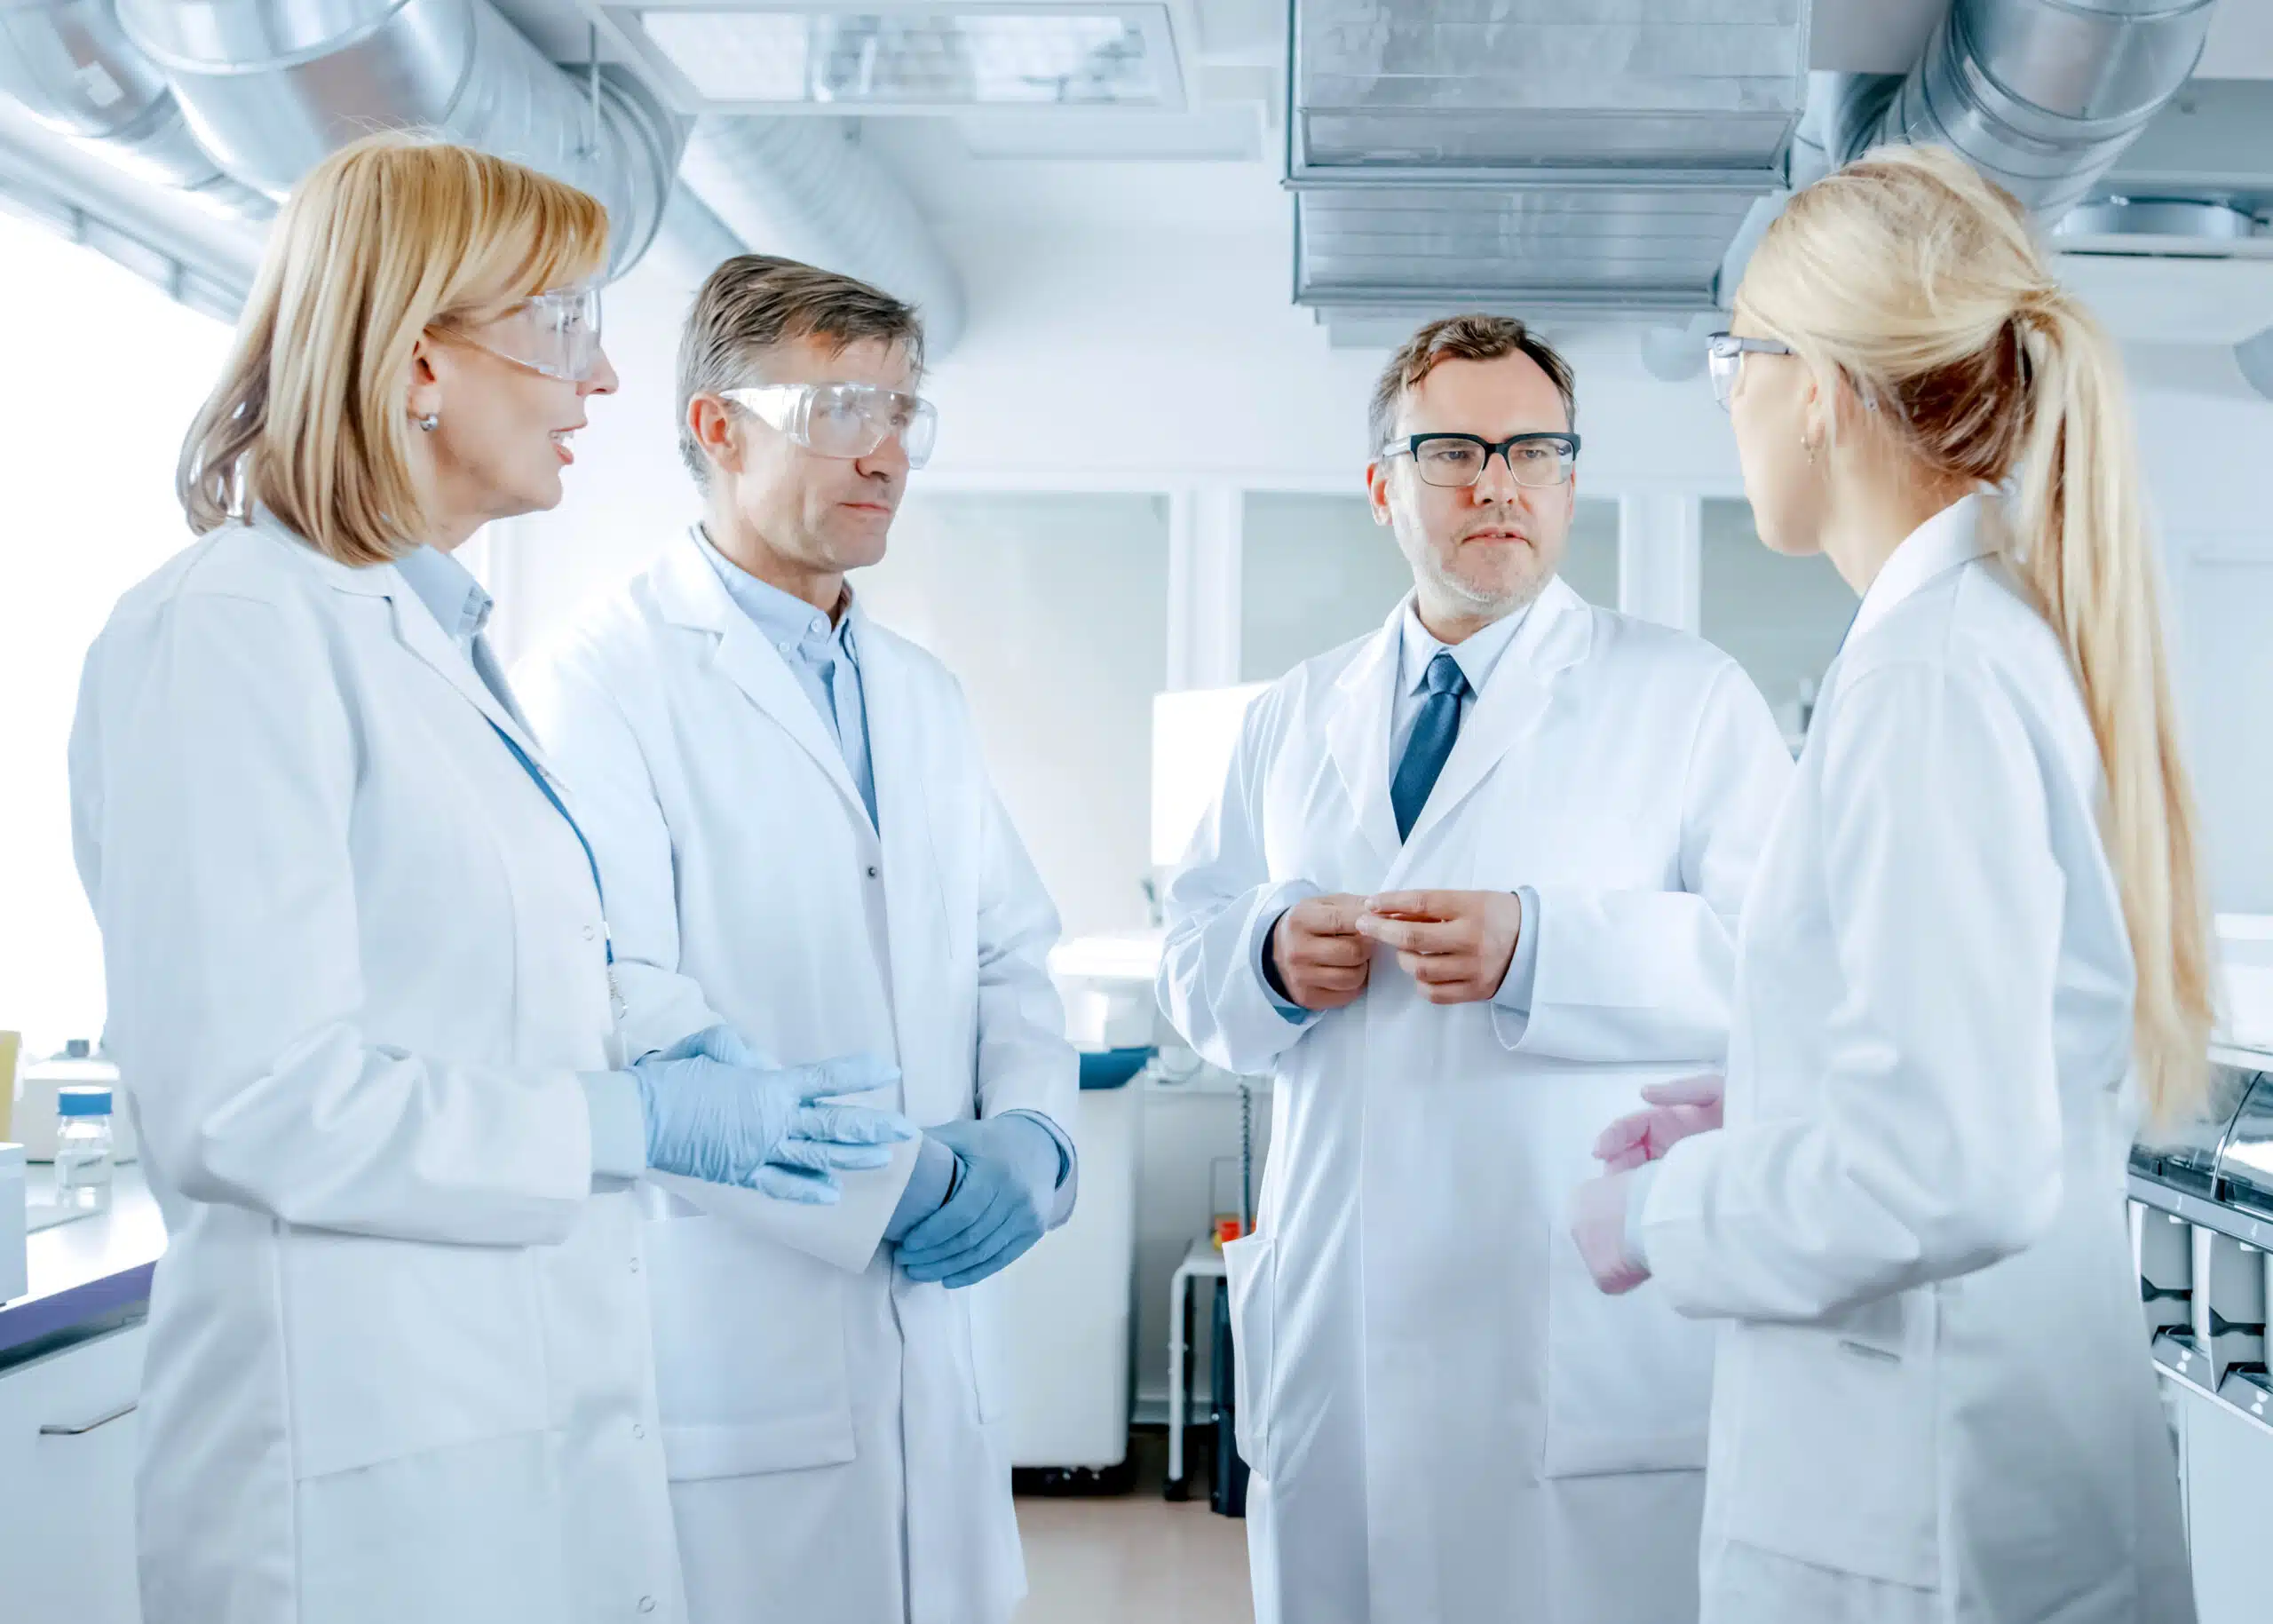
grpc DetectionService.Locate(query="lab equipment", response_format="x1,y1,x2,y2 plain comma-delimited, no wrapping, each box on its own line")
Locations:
2127,1052,2273,1624
0,1029,17,1143
722,381,939,467
899,1115,1059,1287
630,1026,912,1201
13,1042,134,1164
1209,1277,1248,1517
52,1088,114,1214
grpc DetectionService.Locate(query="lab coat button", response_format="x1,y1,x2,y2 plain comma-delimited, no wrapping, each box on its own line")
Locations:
633,1423,646,1439
638,1598,656,1615
866,865,880,879
630,1256,640,1273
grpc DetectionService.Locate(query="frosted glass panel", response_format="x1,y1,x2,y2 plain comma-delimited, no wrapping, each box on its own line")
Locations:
1240,492,1618,683
855,491,1169,937
1699,497,1855,748
2177,551,2273,912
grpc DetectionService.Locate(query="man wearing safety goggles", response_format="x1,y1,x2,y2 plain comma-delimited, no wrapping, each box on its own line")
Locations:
517,257,1077,1624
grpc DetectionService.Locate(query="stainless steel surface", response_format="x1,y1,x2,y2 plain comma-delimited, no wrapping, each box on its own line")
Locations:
0,0,271,221
2056,197,2260,242
115,0,686,279
1284,0,1806,313
676,115,964,353
38,1397,138,1434
1825,0,2216,219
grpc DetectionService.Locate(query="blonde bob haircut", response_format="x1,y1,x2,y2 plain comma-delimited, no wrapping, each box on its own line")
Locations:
1738,143,2214,1128
178,132,609,566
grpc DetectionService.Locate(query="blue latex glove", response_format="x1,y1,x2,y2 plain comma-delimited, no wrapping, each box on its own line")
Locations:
632,1026,915,1204
899,1115,1062,1287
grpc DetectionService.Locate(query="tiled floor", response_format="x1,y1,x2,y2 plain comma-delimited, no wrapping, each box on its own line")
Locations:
1014,1433,1254,1624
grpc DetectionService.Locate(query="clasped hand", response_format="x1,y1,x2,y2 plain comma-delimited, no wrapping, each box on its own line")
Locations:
633,1025,915,1204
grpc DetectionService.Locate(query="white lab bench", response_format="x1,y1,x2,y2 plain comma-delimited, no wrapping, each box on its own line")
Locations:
0,1166,162,1624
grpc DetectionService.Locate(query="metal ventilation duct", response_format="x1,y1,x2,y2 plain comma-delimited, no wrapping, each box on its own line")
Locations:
677,116,966,355
0,0,269,224
115,0,688,280
1286,0,1807,315
1833,0,2218,219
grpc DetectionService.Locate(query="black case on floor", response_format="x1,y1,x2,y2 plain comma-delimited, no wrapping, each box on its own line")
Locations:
1209,1278,1249,1517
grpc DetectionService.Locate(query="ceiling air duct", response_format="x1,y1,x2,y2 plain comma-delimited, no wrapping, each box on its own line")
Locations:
0,0,268,222
114,0,689,280
677,116,967,356
1286,0,1808,326
1823,0,2218,219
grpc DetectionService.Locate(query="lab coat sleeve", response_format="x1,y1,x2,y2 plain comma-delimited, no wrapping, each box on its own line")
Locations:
1637,662,2066,1322
971,769,1081,1227
1502,659,1792,1063
1157,695,1325,1077
519,638,917,1268
512,644,728,1062
70,592,594,1244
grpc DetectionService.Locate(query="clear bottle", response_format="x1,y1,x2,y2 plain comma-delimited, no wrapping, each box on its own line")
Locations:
54,1085,114,1212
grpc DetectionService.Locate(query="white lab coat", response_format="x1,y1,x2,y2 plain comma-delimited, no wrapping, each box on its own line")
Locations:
67,515,684,1624
515,528,1076,1624
1159,580,1794,1624
1636,496,2194,1624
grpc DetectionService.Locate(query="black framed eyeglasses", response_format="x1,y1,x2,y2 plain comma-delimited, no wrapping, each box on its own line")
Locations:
1706,333,1794,411
1380,432,1580,489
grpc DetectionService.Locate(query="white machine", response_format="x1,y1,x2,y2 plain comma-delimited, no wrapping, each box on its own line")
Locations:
992,933,1160,1484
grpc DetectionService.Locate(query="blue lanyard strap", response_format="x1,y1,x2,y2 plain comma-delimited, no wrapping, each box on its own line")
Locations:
486,720,614,965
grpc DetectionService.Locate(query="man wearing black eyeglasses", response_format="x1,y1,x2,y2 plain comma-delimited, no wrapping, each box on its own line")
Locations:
1160,314,1795,1624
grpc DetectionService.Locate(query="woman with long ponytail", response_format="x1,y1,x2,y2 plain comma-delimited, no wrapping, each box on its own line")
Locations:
1568,144,2209,1622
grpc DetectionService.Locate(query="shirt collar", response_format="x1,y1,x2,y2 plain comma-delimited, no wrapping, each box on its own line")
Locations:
392,543,493,648
1846,492,1998,650
694,526,856,661
1399,595,1532,699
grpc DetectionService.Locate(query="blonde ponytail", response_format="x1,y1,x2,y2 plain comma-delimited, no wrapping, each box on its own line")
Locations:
1739,144,2215,1127
2009,296,2214,1124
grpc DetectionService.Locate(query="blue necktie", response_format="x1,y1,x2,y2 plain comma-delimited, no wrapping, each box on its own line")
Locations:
1391,650,1469,842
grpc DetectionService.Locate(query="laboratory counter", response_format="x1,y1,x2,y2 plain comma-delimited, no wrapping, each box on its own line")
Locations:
0,1166,162,1371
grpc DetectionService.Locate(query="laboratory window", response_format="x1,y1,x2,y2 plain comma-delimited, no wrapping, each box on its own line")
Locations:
0,215,233,1054
858,491,1170,938
1239,492,1619,684
1699,496,1857,751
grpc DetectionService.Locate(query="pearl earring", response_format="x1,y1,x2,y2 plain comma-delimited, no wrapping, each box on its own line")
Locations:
416,412,440,432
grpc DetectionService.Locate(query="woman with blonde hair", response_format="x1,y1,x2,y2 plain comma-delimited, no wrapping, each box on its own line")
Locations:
1571,143,2209,1622
68,133,907,1624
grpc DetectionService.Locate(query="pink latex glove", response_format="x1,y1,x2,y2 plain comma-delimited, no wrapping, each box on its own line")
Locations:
1570,1168,1650,1295
1591,1073,1726,1173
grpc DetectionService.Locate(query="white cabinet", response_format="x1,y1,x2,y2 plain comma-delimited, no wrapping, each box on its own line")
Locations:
2166,1375,2273,1624
0,1320,146,1623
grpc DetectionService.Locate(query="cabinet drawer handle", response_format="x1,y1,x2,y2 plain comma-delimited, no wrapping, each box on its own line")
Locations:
40,1400,137,1437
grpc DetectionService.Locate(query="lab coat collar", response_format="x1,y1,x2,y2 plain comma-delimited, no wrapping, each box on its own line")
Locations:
1845,492,1997,652
247,508,558,773
653,527,871,828
1326,574,1591,865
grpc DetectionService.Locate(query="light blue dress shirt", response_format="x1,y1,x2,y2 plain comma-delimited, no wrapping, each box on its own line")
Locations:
695,527,879,828
392,543,649,1181
1255,598,1544,1031
689,529,1071,1238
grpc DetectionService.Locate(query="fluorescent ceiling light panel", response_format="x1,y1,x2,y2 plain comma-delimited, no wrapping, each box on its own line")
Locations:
633,8,1171,107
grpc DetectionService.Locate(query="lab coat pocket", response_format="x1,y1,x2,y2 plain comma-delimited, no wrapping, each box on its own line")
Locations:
1223,1232,1276,1479
641,1213,856,1480
1540,1216,1714,1477
281,1230,550,1480
297,1429,567,1624
1719,1295,1940,1589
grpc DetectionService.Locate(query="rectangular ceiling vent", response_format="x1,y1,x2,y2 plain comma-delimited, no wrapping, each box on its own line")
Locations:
1287,0,1807,314
591,1,1186,113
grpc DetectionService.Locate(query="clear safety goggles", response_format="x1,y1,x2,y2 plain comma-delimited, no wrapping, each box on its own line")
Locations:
723,381,939,469
460,284,606,383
